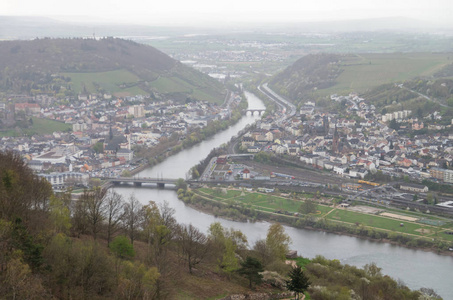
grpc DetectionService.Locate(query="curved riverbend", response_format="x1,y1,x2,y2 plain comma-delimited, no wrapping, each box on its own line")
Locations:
114,92,453,298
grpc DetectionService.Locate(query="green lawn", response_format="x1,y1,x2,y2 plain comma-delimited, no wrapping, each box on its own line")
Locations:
29,117,72,134
327,209,429,236
193,187,453,241
384,207,446,221
441,223,453,230
62,69,148,96
440,231,453,241
0,117,72,137
199,188,242,199
198,189,331,215
149,76,193,93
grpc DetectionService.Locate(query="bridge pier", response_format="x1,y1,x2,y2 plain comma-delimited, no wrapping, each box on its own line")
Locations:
134,182,142,187
245,109,265,116
113,181,120,186
157,182,165,188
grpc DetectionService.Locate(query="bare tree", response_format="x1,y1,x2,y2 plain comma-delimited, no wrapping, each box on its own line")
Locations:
178,224,208,274
158,200,177,232
104,190,125,246
80,187,107,240
123,194,143,244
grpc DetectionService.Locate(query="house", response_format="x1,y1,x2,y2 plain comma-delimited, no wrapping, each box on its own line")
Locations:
242,137,255,147
242,168,251,180
287,144,300,156
333,164,348,176
300,105,314,115
116,149,134,161
216,155,228,164
15,103,41,115
247,146,261,153
412,122,424,131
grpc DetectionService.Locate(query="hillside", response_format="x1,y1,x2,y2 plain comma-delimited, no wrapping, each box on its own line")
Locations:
0,150,440,299
269,53,343,101
0,38,225,103
269,53,452,105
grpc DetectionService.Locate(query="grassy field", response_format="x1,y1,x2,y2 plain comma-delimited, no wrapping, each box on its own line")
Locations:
194,187,453,241
327,209,428,236
149,76,193,93
316,53,452,96
62,69,148,96
0,117,72,137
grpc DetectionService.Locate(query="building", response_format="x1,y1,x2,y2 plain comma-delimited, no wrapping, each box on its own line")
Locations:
38,172,89,189
216,155,228,164
242,168,251,180
15,103,40,115
128,105,145,118
116,149,134,161
399,183,428,193
444,169,453,184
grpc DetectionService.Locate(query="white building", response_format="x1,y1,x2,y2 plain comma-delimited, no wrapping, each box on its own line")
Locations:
38,172,89,188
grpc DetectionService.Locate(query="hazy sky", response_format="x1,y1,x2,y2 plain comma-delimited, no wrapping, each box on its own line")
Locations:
2,0,452,26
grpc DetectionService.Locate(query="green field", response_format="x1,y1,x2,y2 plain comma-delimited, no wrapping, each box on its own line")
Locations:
62,69,148,96
194,187,453,241
199,188,242,199
327,209,429,236
149,76,193,93
0,117,72,137
198,188,332,216
316,53,452,96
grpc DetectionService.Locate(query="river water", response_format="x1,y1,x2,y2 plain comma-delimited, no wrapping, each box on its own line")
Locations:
114,92,453,298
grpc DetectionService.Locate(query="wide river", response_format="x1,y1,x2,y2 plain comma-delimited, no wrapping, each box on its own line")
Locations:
115,92,453,298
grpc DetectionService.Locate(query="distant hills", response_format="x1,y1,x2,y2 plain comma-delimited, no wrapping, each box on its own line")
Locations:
269,52,453,106
0,38,225,103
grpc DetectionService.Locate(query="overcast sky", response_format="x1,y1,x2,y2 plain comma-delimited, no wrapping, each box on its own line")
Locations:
2,0,452,27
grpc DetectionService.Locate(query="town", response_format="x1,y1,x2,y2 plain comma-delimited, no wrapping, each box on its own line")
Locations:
0,90,244,188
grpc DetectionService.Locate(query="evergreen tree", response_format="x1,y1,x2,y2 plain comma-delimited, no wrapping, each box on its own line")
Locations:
238,256,263,289
285,265,310,300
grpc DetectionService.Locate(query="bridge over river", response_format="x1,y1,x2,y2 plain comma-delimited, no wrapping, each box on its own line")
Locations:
245,108,266,115
104,177,180,188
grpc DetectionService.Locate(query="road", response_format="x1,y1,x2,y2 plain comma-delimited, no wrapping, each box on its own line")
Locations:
258,83,297,124
398,84,447,108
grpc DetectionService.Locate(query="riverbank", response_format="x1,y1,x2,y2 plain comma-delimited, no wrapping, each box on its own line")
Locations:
178,186,453,257
128,93,249,178
112,91,453,298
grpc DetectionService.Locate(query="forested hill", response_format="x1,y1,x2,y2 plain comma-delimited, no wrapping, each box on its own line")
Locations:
0,38,225,103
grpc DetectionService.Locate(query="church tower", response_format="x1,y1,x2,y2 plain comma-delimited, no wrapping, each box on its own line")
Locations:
332,123,339,154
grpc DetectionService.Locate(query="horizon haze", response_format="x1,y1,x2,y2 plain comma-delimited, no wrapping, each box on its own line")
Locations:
2,0,453,28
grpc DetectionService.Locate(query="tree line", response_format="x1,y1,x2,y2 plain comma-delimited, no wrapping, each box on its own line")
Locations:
0,150,305,299
0,150,441,299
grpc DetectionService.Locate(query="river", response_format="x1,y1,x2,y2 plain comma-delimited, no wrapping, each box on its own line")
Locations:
114,92,453,298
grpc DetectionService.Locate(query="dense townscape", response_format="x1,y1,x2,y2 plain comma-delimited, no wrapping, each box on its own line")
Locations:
240,93,453,185
1,11,453,299
0,91,243,188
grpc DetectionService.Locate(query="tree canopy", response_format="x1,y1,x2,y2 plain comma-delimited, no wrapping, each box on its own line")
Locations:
286,265,311,300
238,256,264,289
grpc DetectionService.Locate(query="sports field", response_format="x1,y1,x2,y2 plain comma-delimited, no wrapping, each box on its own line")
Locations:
194,187,453,241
